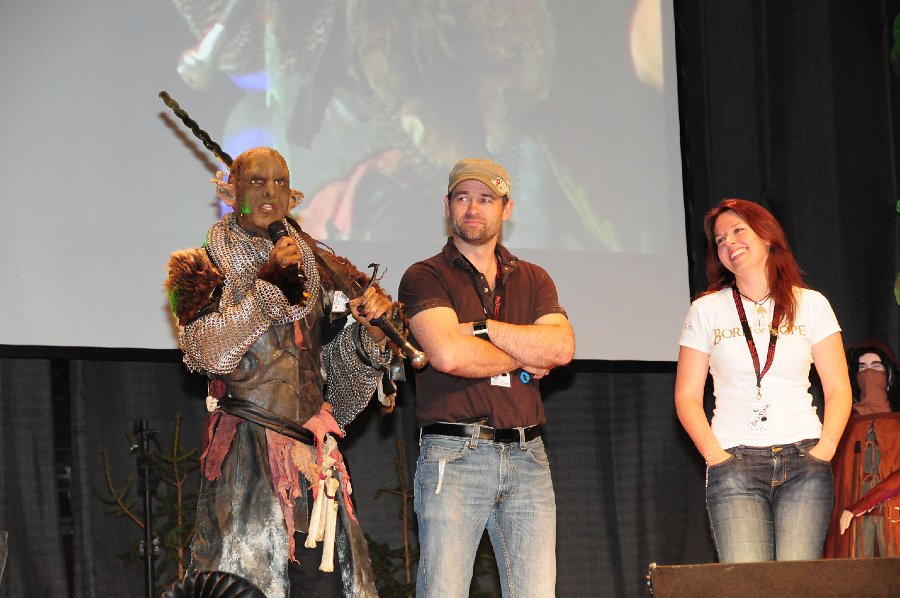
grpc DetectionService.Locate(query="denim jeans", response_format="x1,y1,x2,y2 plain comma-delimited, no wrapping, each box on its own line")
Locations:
414,432,557,598
705,438,834,562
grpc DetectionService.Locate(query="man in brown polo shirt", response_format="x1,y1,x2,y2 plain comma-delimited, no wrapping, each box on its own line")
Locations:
398,158,575,597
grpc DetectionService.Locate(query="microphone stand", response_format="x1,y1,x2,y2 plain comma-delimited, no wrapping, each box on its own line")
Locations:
132,420,159,598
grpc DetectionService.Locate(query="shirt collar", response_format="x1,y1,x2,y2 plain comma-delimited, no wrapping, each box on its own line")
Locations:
440,237,518,273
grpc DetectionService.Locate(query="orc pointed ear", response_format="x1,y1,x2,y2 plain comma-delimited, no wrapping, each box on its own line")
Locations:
289,188,304,208
214,174,237,208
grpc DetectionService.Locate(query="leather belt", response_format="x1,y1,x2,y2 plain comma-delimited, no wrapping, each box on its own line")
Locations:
421,422,542,443
218,397,315,446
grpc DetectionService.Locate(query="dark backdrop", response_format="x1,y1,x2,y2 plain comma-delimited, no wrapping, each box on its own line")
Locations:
1,1,898,596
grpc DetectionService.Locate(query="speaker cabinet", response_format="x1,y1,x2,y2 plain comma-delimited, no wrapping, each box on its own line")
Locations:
647,558,900,597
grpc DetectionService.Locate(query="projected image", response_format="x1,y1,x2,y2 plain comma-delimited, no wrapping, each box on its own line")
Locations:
0,0,683,356
171,0,668,252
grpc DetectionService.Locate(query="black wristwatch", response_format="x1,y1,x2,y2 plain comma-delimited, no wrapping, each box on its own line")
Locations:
473,319,490,341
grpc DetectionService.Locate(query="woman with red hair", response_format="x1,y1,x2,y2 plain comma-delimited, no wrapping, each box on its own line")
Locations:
675,198,852,562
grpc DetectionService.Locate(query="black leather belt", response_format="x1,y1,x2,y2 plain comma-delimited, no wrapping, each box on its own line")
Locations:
421,422,542,443
218,397,315,446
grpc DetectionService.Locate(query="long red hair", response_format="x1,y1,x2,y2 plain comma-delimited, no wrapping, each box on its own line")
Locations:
702,199,807,328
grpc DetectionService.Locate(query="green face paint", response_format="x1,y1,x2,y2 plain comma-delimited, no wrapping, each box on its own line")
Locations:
240,193,252,215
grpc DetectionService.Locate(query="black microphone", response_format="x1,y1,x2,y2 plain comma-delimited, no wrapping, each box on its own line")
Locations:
268,221,428,369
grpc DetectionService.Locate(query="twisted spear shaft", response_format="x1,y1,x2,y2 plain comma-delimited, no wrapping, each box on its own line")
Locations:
159,91,233,167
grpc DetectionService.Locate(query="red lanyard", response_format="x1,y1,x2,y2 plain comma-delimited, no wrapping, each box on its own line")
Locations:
488,256,503,319
463,254,503,320
731,287,782,399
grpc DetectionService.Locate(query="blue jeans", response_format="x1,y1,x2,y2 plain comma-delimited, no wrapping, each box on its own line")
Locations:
705,438,834,562
414,432,557,598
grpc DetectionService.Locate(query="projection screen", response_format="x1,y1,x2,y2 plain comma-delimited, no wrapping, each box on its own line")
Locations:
0,0,689,361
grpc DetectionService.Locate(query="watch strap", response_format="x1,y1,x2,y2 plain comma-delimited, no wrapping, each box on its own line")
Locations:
473,319,490,341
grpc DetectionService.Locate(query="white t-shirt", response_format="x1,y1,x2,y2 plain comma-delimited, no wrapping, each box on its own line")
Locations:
679,287,841,449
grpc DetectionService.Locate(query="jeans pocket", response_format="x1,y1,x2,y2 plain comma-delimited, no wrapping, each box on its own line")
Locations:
417,438,471,498
420,438,468,464
526,439,551,467
805,452,831,466
707,454,735,472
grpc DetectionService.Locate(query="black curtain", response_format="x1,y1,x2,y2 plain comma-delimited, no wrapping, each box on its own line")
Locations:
0,356,704,598
541,365,713,596
2,2,899,597
66,359,207,596
675,0,899,351
0,359,68,596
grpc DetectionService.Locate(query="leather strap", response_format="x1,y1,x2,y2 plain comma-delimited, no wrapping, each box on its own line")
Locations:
218,397,316,445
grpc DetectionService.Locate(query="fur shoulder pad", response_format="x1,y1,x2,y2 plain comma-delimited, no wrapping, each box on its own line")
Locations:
164,248,224,326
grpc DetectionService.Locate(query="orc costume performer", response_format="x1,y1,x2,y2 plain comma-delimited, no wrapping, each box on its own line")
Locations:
166,212,394,597
825,413,900,558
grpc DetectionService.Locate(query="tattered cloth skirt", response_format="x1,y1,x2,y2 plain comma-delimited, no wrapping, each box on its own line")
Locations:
189,419,377,598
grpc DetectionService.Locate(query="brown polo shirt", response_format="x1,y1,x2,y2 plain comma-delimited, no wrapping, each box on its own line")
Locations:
398,238,566,429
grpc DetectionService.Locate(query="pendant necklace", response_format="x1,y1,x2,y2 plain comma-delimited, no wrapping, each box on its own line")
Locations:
737,289,771,317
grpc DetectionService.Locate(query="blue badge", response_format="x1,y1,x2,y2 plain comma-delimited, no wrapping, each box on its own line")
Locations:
519,371,531,384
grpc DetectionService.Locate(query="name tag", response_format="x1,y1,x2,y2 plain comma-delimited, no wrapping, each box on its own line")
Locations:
490,372,511,387
748,402,770,434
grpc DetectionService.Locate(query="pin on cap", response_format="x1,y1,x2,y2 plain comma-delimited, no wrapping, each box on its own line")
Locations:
448,158,510,196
